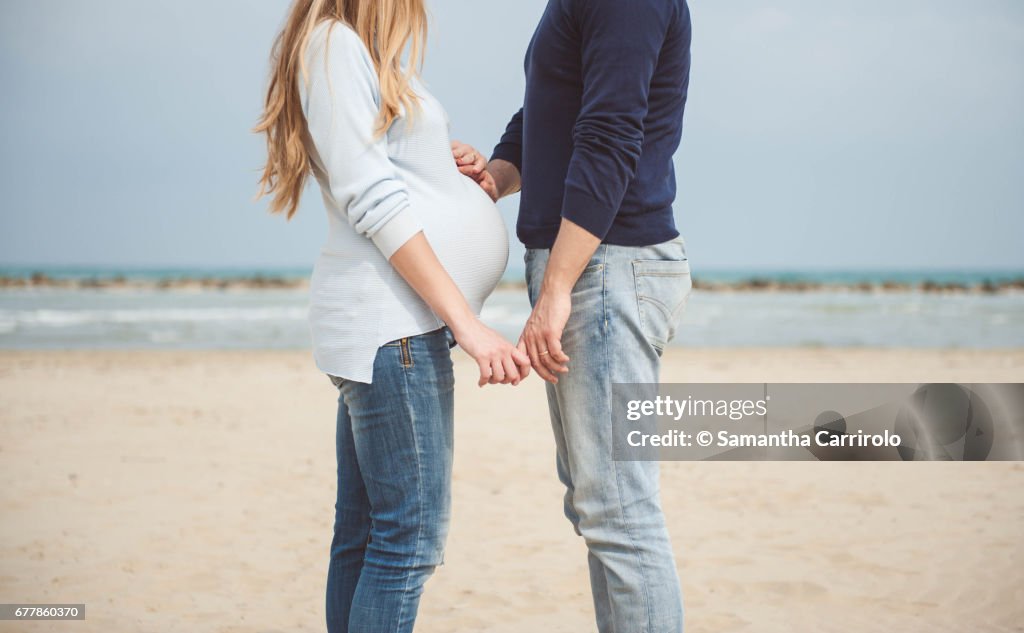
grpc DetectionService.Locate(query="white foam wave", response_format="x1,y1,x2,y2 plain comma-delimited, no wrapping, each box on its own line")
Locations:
1,307,308,328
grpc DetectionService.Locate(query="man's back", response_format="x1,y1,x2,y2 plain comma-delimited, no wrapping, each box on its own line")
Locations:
492,0,692,249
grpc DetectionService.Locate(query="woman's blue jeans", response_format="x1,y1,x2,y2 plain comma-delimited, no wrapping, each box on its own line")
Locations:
325,327,455,633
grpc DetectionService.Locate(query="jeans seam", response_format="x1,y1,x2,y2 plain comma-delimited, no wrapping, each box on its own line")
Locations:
603,300,655,633
633,263,649,350
395,358,422,628
611,453,655,633
633,264,682,354
637,294,675,317
600,245,609,332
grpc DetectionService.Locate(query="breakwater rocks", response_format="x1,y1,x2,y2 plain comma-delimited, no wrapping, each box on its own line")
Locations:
690,278,1024,294
0,273,308,291
3,273,1023,294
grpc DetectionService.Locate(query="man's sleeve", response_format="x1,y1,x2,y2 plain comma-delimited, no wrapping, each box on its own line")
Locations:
561,0,673,240
490,108,524,172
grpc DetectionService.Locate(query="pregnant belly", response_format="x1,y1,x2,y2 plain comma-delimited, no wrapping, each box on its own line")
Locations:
416,179,509,312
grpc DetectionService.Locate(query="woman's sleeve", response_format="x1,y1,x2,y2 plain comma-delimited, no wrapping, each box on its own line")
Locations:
301,26,422,259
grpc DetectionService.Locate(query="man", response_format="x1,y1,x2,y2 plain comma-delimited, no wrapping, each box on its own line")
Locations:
484,0,693,631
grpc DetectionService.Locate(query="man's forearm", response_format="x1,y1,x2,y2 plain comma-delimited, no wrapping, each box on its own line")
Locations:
519,217,600,383
541,218,602,296
487,159,522,200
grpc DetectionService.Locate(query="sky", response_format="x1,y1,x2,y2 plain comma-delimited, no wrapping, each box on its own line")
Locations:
0,0,1022,272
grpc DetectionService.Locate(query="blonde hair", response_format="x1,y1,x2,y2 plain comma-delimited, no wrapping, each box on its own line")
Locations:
254,0,427,219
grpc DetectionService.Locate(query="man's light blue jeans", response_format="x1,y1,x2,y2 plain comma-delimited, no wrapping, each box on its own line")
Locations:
526,237,691,633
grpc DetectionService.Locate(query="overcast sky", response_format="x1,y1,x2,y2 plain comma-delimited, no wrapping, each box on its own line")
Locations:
1,0,1021,271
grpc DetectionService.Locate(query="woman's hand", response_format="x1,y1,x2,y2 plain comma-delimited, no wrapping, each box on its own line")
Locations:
451,140,486,176
451,140,499,201
388,233,526,386
450,317,532,387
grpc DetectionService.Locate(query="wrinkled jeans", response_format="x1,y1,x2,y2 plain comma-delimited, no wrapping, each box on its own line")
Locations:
526,238,691,633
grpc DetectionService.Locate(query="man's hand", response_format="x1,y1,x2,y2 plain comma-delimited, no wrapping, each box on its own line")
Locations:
487,158,522,200
475,170,499,201
519,290,571,383
520,218,602,383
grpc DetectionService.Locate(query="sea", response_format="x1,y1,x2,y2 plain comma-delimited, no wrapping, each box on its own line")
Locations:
1,266,1023,350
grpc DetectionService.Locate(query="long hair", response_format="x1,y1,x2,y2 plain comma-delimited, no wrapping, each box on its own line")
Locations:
254,0,427,219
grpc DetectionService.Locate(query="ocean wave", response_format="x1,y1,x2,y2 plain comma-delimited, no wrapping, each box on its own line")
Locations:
0,288,1021,349
1,307,309,328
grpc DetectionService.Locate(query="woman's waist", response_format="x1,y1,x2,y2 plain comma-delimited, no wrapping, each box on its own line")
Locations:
309,257,438,323
312,239,503,297
311,238,502,321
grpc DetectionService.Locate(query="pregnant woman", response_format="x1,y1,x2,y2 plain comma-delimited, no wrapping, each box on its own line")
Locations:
255,1,529,631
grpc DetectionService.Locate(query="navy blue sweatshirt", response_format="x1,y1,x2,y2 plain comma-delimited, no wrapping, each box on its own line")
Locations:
491,0,691,249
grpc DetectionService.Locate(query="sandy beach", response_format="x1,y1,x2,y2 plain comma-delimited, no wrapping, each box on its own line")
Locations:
1,348,1022,632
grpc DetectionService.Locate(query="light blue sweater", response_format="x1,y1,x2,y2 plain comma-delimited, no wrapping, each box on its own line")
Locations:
299,21,509,383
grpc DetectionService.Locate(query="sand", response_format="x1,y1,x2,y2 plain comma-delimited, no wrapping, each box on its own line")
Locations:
1,348,1022,632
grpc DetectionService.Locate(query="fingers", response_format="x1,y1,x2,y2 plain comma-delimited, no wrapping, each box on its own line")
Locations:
466,327,530,388
452,140,486,175
501,355,520,386
451,141,474,162
524,320,568,378
476,359,490,388
546,333,570,365
456,148,484,170
514,341,531,381
451,141,470,164
524,331,557,384
488,356,505,385
480,173,499,202
539,342,568,377
512,341,531,368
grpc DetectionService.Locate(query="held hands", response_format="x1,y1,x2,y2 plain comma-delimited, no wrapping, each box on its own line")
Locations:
451,317,532,387
450,140,570,385
518,289,571,384
517,219,596,384
451,140,499,202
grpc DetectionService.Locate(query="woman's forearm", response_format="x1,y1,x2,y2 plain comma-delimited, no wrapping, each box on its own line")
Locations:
388,231,477,336
389,231,531,386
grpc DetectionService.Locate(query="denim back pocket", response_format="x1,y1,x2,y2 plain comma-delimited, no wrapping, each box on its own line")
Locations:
632,259,693,353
